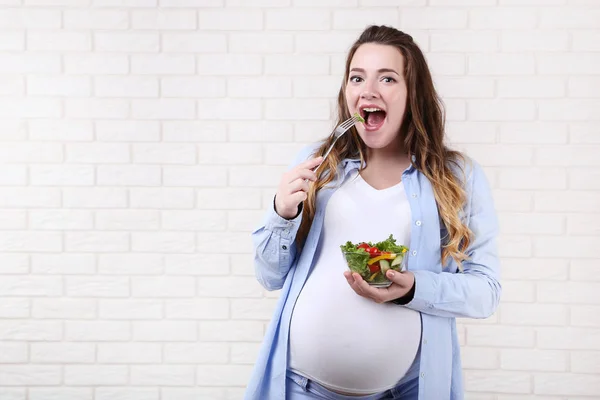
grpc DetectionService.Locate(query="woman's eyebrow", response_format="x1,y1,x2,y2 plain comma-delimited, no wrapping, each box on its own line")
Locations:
349,67,400,76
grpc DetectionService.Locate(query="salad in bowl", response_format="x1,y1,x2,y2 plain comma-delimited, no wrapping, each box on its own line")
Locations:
340,234,408,287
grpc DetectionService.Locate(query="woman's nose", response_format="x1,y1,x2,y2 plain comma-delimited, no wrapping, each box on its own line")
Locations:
360,80,379,100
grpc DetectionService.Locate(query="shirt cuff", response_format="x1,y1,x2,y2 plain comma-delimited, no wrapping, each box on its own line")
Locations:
263,196,303,240
403,270,438,312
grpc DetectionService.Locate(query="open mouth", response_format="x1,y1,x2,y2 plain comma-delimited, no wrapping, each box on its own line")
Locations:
359,106,386,131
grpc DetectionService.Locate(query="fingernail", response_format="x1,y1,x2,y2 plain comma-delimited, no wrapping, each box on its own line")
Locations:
387,270,395,278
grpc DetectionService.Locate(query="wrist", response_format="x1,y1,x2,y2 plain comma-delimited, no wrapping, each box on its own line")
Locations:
391,280,416,305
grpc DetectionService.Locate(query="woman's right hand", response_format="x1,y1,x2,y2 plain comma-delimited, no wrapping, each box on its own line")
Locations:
274,156,323,219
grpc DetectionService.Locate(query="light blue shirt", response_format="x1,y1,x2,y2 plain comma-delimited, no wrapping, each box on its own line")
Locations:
244,143,501,400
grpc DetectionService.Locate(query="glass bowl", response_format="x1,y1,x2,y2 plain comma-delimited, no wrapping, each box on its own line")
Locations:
341,249,408,288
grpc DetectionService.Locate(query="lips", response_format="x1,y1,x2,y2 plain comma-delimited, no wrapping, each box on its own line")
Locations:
358,104,387,131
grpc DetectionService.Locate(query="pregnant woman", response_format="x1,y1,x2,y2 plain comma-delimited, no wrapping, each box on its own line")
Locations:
244,25,501,400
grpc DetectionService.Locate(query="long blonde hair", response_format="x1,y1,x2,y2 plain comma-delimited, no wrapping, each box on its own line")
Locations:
296,25,473,270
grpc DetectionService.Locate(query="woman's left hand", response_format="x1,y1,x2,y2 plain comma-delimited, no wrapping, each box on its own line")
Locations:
344,270,415,304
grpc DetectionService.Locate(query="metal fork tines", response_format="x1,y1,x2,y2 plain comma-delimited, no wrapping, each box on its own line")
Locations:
313,115,360,171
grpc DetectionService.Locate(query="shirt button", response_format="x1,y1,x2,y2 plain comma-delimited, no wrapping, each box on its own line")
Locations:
412,250,417,256
412,193,417,198
423,339,428,345
282,245,287,250
420,372,425,378
415,220,422,226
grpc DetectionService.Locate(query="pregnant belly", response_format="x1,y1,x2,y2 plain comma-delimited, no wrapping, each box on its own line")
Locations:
288,260,422,395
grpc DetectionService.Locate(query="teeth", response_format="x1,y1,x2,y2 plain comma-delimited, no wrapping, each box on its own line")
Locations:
363,107,382,112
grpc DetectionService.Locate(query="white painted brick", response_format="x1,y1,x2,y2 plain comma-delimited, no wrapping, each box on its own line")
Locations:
26,0,89,5
468,100,535,121
95,210,160,230
499,213,564,235
297,0,356,5
501,258,568,281
333,9,399,29
228,166,284,188
198,143,262,165
131,365,195,385
229,121,293,143
540,7,600,28
132,276,195,297
29,120,93,142
30,165,94,186
199,9,262,30
198,54,261,76
96,121,159,142
0,389,25,400
0,209,26,228
133,144,195,164
292,76,340,99
66,321,130,341
499,122,567,144
229,77,291,98
0,320,62,340
131,54,195,75
231,298,277,319
500,303,568,326
99,299,163,319
65,365,128,385
445,122,496,145
164,343,228,364
571,122,600,144
162,77,225,98
461,347,498,369
501,31,569,52
0,365,61,386
130,188,194,209
266,99,331,121
132,99,195,120
470,8,537,29
0,298,29,317
536,191,600,212
163,166,227,187
570,169,600,191
463,144,532,167
64,54,128,74
63,188,127,209
538,327,600,350
95,32,159,52
498,77,565,98
401,8,468,28
64,10,128,29
538,53,600,75
132,10,196,29
0,232,62,253
265,54,329,75
0,342,27,362
431,32,497,53
570,260,599,282
66,99,129,120
95,76,158,98
163,121,226,142
65,232,129,252
502,349,567,372
501,280,535,302
31,254,95,275
540,100,600,121
96,388,159,400
27,75,91,97
535,237,598,259
568,213,600,235
66,276,129,297
165,254,230,276
33,298,96,319
571,306,600,328
94,0,155,5
196,365,253,387
0,253,29,274
467,326,535,348
538,281,600,304
434,77,494,99
297,34,355,55
197,277,263,299
266,9,329,30
162,388,225,400
0,143,62,163
230,33,292,53
228,210,265,232
29,388,92,400
98,254,163,275
0,119,27,140
537,146,600,167
0,9,60,28
0,75,24,94
465,370,531,394
0,54,60,74
534,373,600,396
165,299,229,319
231,342,261,364
499,168,566,190
131,232,195,253
573,30,600,51
98,343,161,363
231,254,255,277
161,210,226,231
28,31,90,51
198,99,261,120
500,0,564,3
133,321,197,341
425,54,466,76
262,144,302,166
293,121,336,143
200,321,264,342
569,77,600,98
469,54,535,75
0,98,61,118
30,343,95,363
97,165,160,186
571,350,600,373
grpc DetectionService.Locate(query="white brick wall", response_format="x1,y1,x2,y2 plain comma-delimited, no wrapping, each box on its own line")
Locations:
0,1,598,398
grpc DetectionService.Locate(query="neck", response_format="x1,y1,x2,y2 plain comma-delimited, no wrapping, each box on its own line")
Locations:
365,138,409,170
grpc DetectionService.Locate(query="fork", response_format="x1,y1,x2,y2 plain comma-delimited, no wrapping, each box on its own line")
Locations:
312,114,362,172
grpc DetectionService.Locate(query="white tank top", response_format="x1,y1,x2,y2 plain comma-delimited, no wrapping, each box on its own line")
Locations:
288,170,422,395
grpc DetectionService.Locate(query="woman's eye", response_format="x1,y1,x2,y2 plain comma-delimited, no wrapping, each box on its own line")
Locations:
382,76,396,83
349,76,363,83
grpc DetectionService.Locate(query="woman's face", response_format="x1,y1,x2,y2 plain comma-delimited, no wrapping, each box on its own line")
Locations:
345,43,408,150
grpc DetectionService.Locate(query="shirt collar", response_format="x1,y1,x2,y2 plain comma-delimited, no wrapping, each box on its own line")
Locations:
342,154,417,175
